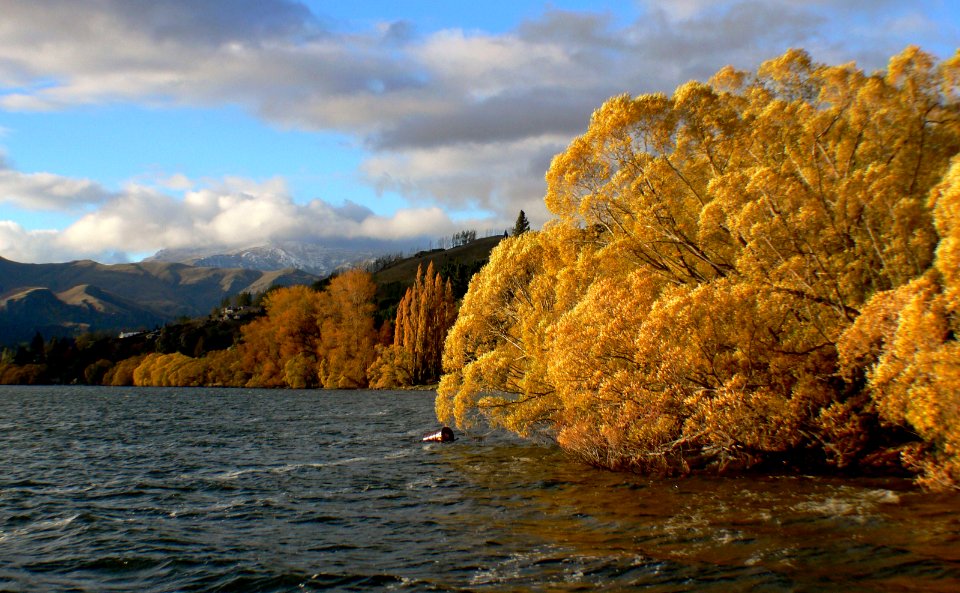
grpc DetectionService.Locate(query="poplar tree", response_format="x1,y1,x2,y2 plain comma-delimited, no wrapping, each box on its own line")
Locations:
369,262,456,387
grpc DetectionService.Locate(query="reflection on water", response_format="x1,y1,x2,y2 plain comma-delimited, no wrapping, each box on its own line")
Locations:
439,437,960,591
0,386,957,592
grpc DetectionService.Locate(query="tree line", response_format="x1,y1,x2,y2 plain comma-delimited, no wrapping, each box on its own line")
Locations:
0,264,458,391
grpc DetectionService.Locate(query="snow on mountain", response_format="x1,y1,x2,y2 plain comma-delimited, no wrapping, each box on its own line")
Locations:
146,242,376,276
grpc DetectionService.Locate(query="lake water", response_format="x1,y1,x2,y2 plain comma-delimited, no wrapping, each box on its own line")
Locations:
1,386,958,592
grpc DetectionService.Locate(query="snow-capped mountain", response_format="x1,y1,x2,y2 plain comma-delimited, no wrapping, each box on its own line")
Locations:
146,241,376,277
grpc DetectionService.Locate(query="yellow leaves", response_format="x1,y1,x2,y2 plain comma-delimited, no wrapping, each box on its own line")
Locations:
369,263,456,389
131,270,381,389
284,352,316,389
389,262,456,385
367,344,413,389
931,156,960,302
133,352,208,387
437,231,564,432
441,47,960,486
759,47,814,80
940,50,960,102
885,45,937,98
708,64,748,95
833,158,960,488
317,270,378,389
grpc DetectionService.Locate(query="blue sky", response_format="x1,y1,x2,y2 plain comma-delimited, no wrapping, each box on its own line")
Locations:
0,0,957,263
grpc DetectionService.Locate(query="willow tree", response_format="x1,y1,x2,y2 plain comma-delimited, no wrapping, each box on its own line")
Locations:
838,157,960,489
438,47,960,486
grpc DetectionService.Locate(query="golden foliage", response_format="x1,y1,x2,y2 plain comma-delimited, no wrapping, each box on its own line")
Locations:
239,284,325,388
440,47,960,487
102,355,148,386
317,269,378,388
370,263,456,387
847,157,960,489
131,269,380,390
0,363,46,385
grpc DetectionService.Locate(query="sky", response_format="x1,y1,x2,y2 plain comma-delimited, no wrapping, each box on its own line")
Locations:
0,0,957,263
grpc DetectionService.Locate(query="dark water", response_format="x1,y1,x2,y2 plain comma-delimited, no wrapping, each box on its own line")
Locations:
1,386,958,592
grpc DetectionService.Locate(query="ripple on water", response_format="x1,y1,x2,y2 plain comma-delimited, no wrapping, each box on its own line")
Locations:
0,386,959,593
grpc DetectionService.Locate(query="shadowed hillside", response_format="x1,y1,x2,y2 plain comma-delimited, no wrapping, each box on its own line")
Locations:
0,257,317,345
370,235,504,323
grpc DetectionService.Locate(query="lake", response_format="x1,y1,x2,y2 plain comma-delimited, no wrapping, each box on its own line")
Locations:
1,386,958,592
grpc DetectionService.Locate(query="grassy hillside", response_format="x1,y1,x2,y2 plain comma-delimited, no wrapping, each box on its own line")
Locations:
372,235,504,288
370,235,504,324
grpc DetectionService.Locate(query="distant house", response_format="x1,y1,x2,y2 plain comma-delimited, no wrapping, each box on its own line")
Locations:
220,306,262,321
118,330,145,339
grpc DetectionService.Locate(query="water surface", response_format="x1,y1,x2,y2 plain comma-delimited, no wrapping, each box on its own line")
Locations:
1,386,958,591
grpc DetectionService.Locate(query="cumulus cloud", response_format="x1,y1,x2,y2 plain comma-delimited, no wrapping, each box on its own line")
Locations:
0,0,955,261
0,221,66,262
0,168,463,263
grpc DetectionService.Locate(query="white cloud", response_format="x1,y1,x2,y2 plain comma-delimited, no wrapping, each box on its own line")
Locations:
414,30,575,98
362,134,564,224
161,173,193,191
0,221,67,262
0,166,112,210
0,167,462,263
643,0,717,22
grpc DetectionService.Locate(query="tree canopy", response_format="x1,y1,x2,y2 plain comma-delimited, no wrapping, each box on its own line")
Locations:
437,47,960,489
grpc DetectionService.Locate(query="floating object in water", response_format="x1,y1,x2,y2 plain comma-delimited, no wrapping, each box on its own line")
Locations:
422,426,455,442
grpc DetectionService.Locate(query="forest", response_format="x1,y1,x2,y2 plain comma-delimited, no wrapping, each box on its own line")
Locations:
437,47,960,490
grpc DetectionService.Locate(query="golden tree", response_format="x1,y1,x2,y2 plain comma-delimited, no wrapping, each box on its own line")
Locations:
317,269,378,388
229,271,379,389
439,47,960,485
371,263,457,387
238,284,324,388
840,157,960,489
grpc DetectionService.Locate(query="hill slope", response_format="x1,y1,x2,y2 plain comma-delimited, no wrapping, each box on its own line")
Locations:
0,257,317,345
373,235,503,289
370,235,504,323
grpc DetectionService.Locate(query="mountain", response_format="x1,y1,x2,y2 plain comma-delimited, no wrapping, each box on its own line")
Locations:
0,256,317,345
147,241,376,276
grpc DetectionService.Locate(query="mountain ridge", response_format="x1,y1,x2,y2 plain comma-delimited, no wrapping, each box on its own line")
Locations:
0,256,317,345
146,241,377,276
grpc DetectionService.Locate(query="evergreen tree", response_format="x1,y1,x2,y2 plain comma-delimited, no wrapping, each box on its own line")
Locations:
29,332,46,364
512,210,531,236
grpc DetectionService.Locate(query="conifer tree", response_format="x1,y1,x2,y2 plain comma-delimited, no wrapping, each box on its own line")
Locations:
512,210,531,236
